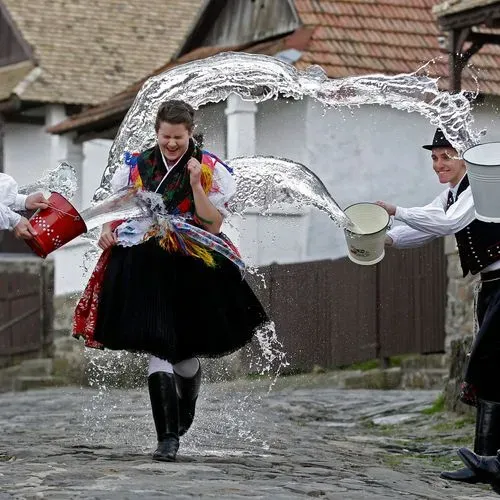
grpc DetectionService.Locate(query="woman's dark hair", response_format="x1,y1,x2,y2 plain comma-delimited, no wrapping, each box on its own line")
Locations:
155,100,195,132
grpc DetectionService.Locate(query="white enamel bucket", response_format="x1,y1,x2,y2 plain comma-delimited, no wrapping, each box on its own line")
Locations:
463,142,500,223
343,203,390,266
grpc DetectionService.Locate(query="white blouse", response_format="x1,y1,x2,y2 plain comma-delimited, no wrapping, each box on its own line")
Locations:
110,151,236,246
0,173,28,230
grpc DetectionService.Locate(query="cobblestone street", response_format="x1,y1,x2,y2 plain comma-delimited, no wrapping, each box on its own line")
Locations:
0,374,497,499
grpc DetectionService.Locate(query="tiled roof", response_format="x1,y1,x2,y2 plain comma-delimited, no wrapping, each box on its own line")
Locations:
294,0,500,94
50,0,500,134
433,0,500,16
0,60,36,101
1,0,205,105
296,0,442,77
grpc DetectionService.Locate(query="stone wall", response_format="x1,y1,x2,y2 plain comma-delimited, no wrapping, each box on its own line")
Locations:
52,292,88,384
443,236,475,415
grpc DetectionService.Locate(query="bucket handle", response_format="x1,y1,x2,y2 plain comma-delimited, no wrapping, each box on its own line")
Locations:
47,204,82,222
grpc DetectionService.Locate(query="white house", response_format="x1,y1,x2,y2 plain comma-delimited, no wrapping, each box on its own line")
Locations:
46,0,500,298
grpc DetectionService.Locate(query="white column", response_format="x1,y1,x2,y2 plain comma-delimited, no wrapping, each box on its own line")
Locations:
225,94,257,158
45,105,84,209
224,94,258,262
66,133,84,209
45,105,67,169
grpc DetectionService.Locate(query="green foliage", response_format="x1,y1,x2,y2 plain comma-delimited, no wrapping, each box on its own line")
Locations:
421,394,445,415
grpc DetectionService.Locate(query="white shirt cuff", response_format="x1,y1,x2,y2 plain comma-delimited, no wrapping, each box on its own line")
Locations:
14,194,27,211
394,206,405,220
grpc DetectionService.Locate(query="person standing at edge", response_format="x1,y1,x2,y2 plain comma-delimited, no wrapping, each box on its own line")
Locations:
73,100,268,463
0,173,49,239
377,128,500,485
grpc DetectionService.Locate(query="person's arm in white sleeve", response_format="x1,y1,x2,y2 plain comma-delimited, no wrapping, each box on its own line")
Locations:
0,173,27,210
387,224,438,248
394,187,475,236
0,202,21,230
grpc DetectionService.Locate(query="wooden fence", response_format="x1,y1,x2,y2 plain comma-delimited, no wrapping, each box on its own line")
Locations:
249,239,446,371
0,257,54,368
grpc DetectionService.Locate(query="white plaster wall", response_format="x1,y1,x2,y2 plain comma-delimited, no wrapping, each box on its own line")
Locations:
81,139,113,208
4,122,52,185
239,98,310,265
472,95,500,142
256,98,307,164
304,98,443,260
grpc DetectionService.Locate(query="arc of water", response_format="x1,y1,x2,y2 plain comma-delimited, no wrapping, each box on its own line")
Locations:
93,52,481,205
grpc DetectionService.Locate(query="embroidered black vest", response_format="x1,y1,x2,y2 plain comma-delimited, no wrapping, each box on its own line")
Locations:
453,175,500,276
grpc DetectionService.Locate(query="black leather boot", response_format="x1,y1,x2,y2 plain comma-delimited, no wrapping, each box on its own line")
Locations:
455,399,500,483
174,361,201,437
148,371,180,462
440,399,491,483
458,448,500,482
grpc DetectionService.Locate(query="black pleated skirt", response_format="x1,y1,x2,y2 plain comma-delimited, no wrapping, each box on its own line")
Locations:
93,238,268,363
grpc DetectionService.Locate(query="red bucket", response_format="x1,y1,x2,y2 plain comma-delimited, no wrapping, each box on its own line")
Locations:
25,192,87,258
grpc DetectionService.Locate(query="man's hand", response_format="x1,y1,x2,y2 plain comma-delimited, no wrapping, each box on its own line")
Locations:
13,217,37,240
376,201,396,216
98,224,117,250
26,192,50,210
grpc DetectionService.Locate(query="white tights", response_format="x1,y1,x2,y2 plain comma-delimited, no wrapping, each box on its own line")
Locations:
148,355,200,378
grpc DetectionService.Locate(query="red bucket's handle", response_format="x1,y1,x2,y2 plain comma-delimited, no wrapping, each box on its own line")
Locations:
47,204,82,222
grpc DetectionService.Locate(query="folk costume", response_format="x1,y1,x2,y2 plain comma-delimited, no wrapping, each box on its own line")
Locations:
387,129,500,484
73,139,268,460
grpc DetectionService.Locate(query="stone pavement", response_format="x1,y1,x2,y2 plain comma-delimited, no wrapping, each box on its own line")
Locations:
0,373,498,499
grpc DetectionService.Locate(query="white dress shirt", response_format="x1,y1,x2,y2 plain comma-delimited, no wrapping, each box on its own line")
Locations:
387,174,500,273
0,173,28,230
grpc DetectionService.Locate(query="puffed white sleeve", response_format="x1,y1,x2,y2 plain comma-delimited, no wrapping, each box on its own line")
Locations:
0,173,27,211
109,164,131,193
208,161,237,218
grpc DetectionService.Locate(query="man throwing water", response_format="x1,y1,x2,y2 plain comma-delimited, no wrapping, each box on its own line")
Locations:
377,129,500,487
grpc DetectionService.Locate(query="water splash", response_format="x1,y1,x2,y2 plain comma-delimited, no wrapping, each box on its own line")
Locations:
228,156,352,228
249,321,289,391
19,161,78,200
79,187,154,231
74,52,484,444
81,349,150,448
93,52,481,205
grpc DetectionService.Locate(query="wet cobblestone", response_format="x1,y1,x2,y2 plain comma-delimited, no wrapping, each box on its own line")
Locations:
0,374,496,499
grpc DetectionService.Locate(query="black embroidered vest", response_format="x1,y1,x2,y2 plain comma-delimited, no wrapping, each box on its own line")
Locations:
453,175,500,276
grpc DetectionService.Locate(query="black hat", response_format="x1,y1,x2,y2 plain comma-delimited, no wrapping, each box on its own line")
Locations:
422,128,453,150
